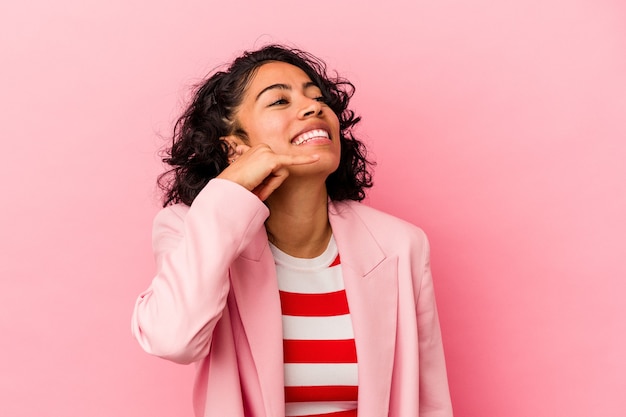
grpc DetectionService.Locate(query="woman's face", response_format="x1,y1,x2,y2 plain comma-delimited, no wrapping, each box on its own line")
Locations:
232,61,341,177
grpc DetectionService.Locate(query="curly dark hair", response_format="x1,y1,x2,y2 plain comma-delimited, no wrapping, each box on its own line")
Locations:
158,44,373,207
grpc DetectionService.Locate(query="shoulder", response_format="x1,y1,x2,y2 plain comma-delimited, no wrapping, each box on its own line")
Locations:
330,200,429,249
154,202,189,227
151,179,269,256
150,203,189,258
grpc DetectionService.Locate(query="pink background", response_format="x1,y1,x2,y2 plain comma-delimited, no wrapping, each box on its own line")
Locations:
1,1,625,416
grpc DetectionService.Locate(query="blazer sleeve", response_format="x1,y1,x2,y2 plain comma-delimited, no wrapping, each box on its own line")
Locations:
131,179,269,364
416,233,454,416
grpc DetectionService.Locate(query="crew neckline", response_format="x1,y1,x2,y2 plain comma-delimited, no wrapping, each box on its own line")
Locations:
269,235,338,270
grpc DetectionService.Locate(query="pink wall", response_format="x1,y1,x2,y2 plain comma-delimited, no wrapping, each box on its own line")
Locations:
1,1,624,416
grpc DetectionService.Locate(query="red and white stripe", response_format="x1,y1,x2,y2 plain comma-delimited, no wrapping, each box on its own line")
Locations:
271,237,358,417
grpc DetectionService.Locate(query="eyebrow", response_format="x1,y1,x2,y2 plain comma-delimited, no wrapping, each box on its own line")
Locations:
255,81,319,102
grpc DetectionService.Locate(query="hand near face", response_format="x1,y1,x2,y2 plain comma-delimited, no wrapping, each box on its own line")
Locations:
216,143,320,201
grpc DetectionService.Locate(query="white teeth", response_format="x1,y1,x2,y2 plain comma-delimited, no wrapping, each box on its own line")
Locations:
292,129,329,145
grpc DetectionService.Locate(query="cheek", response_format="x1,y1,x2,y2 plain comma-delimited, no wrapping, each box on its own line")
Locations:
250,118,288,145
329,112,341,134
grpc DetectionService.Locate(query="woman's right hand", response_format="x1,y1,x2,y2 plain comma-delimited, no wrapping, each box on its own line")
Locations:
216,143,319,201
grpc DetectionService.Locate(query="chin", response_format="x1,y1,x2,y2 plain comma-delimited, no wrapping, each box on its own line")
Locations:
290,157,339,178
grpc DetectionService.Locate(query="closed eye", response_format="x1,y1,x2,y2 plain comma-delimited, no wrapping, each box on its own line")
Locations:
268,98,289,107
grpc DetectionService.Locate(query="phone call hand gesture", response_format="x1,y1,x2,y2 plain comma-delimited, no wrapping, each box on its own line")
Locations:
216,143,319,201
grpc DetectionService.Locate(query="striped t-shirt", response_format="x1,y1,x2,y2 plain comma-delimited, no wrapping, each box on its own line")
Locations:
270,236,358,417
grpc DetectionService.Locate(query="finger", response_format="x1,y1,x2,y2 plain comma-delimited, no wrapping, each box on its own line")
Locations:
235,144,251,155
254,168,290,201
276,154,320,166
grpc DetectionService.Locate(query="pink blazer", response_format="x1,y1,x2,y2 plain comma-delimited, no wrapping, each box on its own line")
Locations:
132,179,453,417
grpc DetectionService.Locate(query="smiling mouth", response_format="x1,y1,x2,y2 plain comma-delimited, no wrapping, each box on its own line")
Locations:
291,129,330,145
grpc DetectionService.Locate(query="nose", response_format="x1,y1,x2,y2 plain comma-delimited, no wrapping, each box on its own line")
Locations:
298,96,323,119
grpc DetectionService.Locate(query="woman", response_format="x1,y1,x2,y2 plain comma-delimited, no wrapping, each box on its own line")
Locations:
132,44,453,417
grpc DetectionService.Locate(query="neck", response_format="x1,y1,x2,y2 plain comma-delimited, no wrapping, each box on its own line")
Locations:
264,179,331,259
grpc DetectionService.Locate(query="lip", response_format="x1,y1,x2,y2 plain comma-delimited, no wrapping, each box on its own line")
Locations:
291,123,332,145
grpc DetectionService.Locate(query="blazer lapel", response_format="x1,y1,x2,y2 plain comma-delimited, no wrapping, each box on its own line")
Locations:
229,227,286,417
329,202,399,417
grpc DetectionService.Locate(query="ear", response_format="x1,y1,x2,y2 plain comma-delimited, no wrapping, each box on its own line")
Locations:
220,135,246,156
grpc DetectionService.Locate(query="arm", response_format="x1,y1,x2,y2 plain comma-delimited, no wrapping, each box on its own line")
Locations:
131,179,269,364
416,235,454,416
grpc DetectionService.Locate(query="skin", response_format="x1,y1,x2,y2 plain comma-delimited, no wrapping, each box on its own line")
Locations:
217,61,341,258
